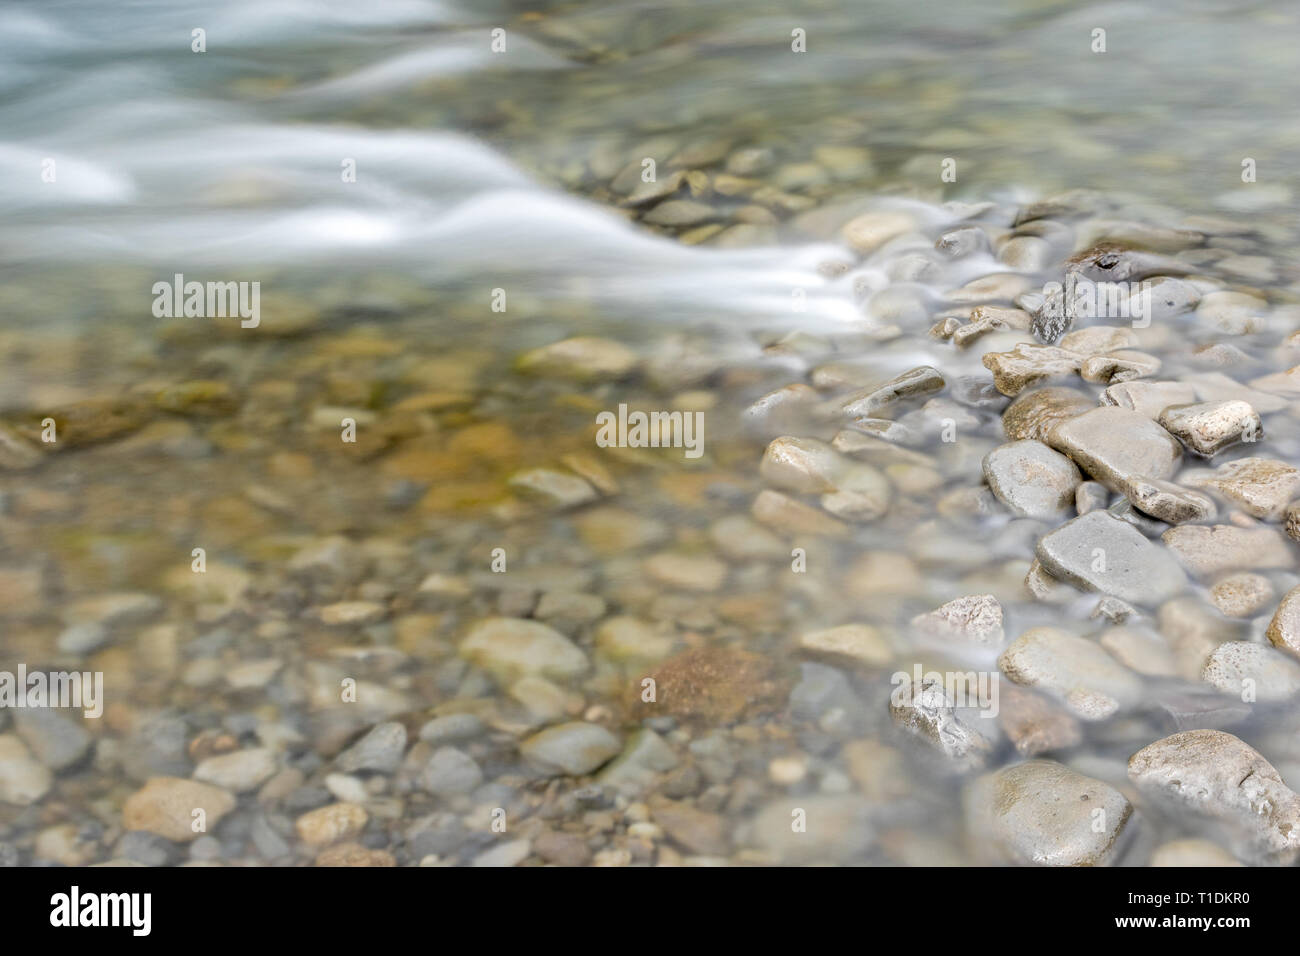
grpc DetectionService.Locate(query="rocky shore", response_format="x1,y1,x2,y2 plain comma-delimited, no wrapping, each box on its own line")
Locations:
2,162,1298,867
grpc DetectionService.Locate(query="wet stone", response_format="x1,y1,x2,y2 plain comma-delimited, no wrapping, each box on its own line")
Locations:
982,440,1080,518
1035,511,1187,605
888,676,993,770
1162,524,1294,579
1128,730,1300,865
519,722,621,776
122,778,237,843
998,626,1144,720
1209,573,1275,619
1266,585,1300,660
1119,477,1216,524
1201,641,1300,702
983,345,1083,396
335,722,408,774
1158,401,1262,458
1183,457,1300,521
1001,387,1094,442
1046,406,1182,492
964,760,1132,866
835,366,945,417
910,594,1005,646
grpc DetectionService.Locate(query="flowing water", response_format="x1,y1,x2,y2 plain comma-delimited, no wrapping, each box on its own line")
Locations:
1,0,1299,866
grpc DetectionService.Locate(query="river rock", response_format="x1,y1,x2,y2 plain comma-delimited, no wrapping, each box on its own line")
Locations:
1184,457,1300,521
1158,401,1261,457
1201,641,1300,702
1119,477,1215,524
12,708,92,771
799,624,892,667
295,802,368,848
1079,350,1161,385
507,469,599,510
1267,585,1300,659
193,748,278,793
888,675,993,769
122,778,237,842
1046,406,1182,491
842,209,917,253
910,594,1005,646
520,722,620,776
1001,387,1094,441
335,722,407,774
998,626,1143,719
983,345,1084,396
515,336,638,382
1150,839,1242,867
1209,573,1274,618
422,747,484,796
1101,380,1197,419
835,366,944,417
0,734,52,805
1034,511,1187,605
1128,730,1300,865
1058,325,1137,356
964,760,1132,865
982,440,1080,518
459,618,590,681
1162,524,1294,578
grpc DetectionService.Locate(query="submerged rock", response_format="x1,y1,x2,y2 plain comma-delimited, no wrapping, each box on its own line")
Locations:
1001,387,1094,442
998,626,1143,719
983,345,1083,396
1128,730,1300,865
910,594,1005,646
888,675,993,769
1183,457,1300,521
964,760,1132,866
1162,524,1294,578
1267,585,1300,660
982,440,1081,518
1046,406,1182,491
1035,511,1187,605
1158,400,1261,458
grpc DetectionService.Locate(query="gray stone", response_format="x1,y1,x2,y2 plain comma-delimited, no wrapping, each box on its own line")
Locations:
1119,477,1216,524
998,626,1144,720
982,440,1081,518
422,747,484,797
1201,642,1300,702
1128,730,1300,865
1101,380,1197,419
1035,511,1187,605
1162,524,1294,579
1184,457,1300,521
1075,481,1109,514
983,345,1083,396
888,676,993,769
519,722,620,776
835,366,945,417
12,708,92,771
335,722,408,774
1047,406,1182,491
965,760,1132,865
1002,387,1094,442
1159,401,1261,458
